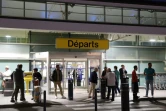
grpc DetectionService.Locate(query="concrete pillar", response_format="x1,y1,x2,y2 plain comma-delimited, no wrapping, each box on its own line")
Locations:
46,52,50,95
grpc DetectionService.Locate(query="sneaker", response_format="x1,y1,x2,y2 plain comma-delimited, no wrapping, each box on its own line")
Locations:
55,96,58,99
20,98,26,101
15,100,17,104
62,96,66,99
10,99,15,103
88,96,91,98
144,95,148,98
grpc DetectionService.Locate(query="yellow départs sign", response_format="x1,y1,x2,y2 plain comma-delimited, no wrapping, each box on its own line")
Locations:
56,38,109,50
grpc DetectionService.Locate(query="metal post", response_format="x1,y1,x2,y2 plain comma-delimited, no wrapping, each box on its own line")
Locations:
121,79,130,111
43,90,46,111
95,89,97,111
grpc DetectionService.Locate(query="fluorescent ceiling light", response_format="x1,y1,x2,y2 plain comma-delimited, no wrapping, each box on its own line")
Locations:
149,39,156,42
6,35,11,38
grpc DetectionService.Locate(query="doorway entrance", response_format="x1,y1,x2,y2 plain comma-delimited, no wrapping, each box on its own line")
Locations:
31,52,103,94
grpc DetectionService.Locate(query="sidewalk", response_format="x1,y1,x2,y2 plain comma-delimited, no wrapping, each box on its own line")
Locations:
0,89,165,108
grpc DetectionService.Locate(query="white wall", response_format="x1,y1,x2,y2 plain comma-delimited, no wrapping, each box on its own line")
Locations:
0,45,29,58
0,60,29,73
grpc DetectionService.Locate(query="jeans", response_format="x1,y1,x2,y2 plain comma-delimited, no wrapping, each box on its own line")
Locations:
107,86,115,100
11,84,25,100
146,80,154,96
115,82,120,94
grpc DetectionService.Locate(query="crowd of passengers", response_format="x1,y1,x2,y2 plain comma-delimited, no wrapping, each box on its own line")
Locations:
88,63,156,102
0,63,155,103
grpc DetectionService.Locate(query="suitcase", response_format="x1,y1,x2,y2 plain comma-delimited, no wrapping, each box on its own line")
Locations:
34,79,41,103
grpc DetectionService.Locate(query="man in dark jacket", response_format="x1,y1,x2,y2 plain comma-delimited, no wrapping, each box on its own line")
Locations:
88,67,98,99
10,64,26,103
119,65,127,82
102,67,107,77
52,65,66,99
32,68,42,100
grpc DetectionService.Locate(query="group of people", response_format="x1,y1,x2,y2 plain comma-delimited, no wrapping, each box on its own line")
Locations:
10,64,43,103
88,62,156,102
0,63,156,102
0,64,42,103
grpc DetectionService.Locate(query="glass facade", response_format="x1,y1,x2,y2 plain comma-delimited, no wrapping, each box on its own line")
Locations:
1,0,166,26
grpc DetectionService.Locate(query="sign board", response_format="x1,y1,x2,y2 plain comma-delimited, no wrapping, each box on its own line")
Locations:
56,38,109,50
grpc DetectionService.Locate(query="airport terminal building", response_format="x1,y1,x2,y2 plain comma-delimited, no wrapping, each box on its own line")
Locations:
0,0,165,95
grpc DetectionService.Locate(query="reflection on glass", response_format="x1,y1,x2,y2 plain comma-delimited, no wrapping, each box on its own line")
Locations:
2,8,24,17
87,14,104,22
157,12,166,26
47,3,65,20
87,5,104,14
25,2,45,10
105,7,122,23
2,0,24,8
140,10,156,25
123,8,138,24
68,13,86,21
25,10,45,18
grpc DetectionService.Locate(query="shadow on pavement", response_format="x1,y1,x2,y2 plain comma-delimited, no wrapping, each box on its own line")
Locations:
150,100,166,107
0,100,62,109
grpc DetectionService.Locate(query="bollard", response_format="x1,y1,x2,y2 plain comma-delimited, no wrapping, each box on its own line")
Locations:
121,82,130,111
68,79,73,100
100,79,106,99
43,90,46,111
95,89,97,111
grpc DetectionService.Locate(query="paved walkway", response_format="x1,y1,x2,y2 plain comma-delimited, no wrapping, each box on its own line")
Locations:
0,89,165,107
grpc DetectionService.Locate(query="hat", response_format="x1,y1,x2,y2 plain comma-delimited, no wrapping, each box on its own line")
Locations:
5,66,9,68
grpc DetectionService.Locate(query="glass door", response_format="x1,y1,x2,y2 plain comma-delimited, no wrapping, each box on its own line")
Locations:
88,59,100,90
64,61,86,89
50,59,64,93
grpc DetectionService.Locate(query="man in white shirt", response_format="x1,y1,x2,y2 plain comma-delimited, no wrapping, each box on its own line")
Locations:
2,66,12,80
1,66,12,93
104,68,116,101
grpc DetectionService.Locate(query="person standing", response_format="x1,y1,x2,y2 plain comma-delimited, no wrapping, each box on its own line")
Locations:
144,63,156,98
102,67,107,77
114,66,120,96
31,68,42,100
119,65,127,82
88,67,98,99
52,65,66,99
132,65,139,101
1,66,12,94
10,64,26,103
105,68,116,101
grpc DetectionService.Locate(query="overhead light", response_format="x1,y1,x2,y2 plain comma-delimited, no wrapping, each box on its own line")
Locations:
149,39,156,42
6,35,11,38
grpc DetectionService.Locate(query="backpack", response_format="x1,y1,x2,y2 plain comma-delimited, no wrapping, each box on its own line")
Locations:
10,71,15,81
49,70,54,81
